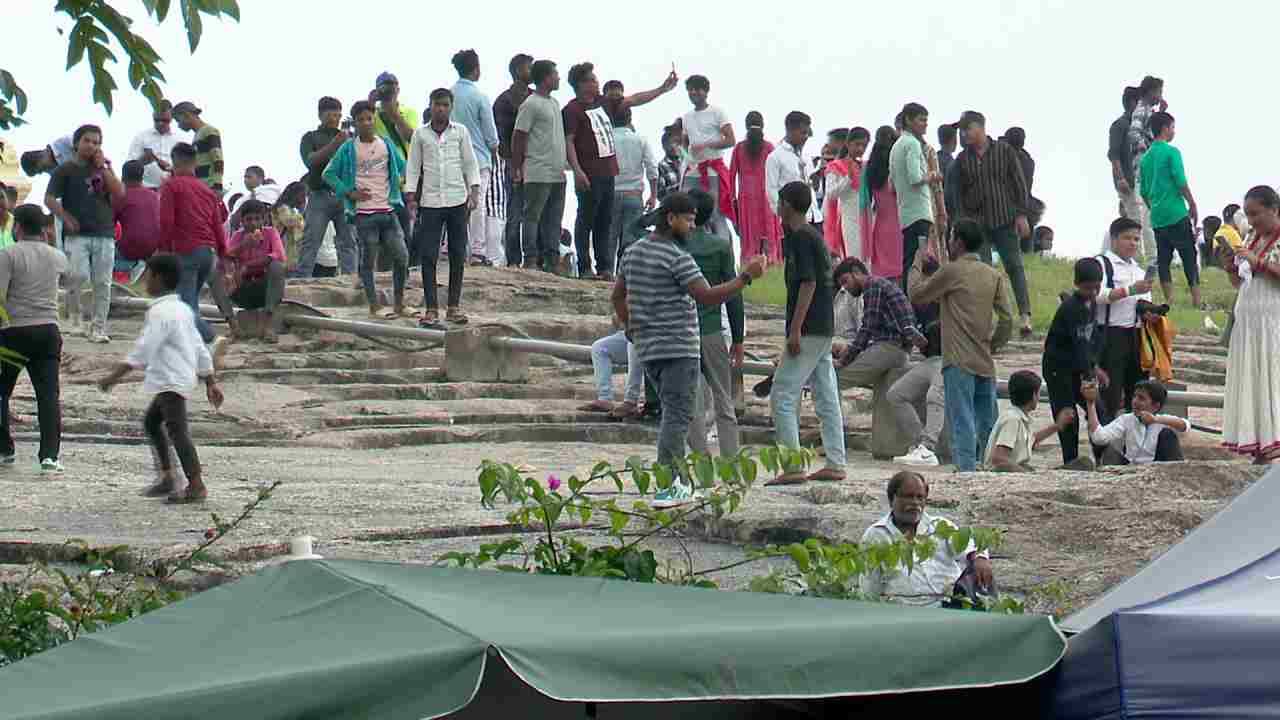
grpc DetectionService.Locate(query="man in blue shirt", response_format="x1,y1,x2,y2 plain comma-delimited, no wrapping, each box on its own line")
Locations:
451,49,502,267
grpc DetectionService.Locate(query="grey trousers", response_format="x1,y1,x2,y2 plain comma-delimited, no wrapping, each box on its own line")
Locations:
689,333,741,457
837,342,910,390
298,190,358,277
886,356,945,451
354,211,409,307
645,356,701,480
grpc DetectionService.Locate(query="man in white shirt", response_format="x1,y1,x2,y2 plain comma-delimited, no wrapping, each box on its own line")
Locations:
679,75,735,241
98,253,223,504
764,111,812,216
405,88,480,329
860,471,994,606
1084,379,1187,464
1094,217,1155,438
127,101,186,189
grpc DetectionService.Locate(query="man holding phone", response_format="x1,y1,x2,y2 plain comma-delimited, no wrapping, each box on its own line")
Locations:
1093,217,1154,456
369,73,419,255
298,97,359,278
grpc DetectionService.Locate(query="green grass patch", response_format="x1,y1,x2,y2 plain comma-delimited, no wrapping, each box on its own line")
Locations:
744,254,1234,335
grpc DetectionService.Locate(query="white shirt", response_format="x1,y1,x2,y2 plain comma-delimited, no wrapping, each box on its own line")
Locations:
1090,413,1190,464
859,512,982,607
1094,251,1152,328
127,127,186,188
126,294,214,397
765,140,807,215
405,121,481,209
681,105,731,169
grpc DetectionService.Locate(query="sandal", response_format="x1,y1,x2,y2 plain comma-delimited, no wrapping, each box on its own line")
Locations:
166,486,208,504
419,310,444,329
578,400,614,413
765,472,808,487
807,469,847,483
446,308,469,325
369,306,397,320
607,401,640,421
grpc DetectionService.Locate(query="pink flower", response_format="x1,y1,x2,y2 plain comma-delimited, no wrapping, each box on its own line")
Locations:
547,474,562,492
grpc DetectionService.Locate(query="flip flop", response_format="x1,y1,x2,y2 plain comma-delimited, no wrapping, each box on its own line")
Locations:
578,401,613,413
607,403,639,421
166,487,208,504
807,469,847,483
370,309,397,320
765,472,808,487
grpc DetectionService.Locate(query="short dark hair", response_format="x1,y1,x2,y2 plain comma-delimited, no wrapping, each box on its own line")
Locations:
779,181,811,214
958,111,986,130
1149,112,1175,138
317,96,342,114
1139,75,1164,96
121,159,145,183
827,128,849,143
1134,380,1168,410
429,88,454,104
655,192,696,233
902,102,928,121
611,105,633,128
1074,257,1104,284
530,60,557,86
689,188,715,227
171,142,197,163
147,253,182,292
239,199,270,218
954,219,985,252
685,74,710,92
508,53,534,80
20,150,46,177
1110,217,1142,239
602,80,624,96
887,470,928,502
72,124,102,146
12,204,46,237
1008,370,1042,408
832,257,868,286
937,123,957,145
567,62,595,91
850,126,871,143
784,111,812,130
1223,203,1242,220
451,49,480,77
351,100,374,118
1203,216,1222,235
1122,86,1141,110
225,193,243,213
245,165,265,179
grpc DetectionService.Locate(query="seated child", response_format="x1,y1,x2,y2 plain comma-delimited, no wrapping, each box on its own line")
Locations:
1084,379,1188,465
984,370,1077,472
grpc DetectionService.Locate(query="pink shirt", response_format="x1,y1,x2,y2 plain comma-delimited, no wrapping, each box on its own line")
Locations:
355,137,391,213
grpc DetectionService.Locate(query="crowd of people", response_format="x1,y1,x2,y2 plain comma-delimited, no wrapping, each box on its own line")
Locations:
0,57,1276,597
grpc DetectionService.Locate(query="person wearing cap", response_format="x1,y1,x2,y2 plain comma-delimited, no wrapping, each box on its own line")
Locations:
369,72,419,252
297,97,359,279
173,101,224,195
0,203,71,473
126,100,186,189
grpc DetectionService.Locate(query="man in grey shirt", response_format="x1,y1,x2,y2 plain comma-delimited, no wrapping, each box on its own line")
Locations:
512,60,568,272
0,204,69,471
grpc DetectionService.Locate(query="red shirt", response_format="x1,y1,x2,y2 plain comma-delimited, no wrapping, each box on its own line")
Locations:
158,174,227,256
112,186,162,261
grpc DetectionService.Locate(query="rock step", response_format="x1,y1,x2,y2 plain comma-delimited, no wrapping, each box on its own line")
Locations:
288,382,600,403
222,367,446,386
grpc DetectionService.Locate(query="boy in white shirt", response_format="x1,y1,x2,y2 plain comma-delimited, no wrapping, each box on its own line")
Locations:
98,254,224,503
1084,379,1187,464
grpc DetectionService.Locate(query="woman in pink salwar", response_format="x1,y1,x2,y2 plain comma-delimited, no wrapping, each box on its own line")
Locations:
730,111,782,262
859,126,903,281
824,127,868,260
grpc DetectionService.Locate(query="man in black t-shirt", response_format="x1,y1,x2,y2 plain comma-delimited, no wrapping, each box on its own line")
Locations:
297,96,358,278
768,181,846,486
1042,257,1105,468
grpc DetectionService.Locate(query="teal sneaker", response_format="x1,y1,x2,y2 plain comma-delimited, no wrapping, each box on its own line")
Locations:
40,458,64,474
652,481,695,509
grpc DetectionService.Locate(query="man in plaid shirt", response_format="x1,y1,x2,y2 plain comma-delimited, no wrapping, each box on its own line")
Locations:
655,124,683,201
832,257,927,390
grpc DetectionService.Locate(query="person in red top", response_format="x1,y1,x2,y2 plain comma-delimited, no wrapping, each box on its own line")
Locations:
158,142,231,359
224,199,285,343
113,160,162,283
563,61,678,281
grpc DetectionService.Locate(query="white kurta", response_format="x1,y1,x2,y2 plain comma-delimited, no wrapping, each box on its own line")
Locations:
1224,234,1280,457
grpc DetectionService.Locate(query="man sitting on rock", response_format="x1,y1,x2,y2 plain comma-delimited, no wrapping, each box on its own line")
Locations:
860,470,994,606
582,312,644,415
832,257,927,391
1084,378,1187,464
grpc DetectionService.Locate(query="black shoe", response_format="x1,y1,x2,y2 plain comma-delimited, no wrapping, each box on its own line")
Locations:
141,479,176,498
753,374,774,398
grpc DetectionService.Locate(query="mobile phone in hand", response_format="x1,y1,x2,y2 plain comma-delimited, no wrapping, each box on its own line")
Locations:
1144,264,1158,282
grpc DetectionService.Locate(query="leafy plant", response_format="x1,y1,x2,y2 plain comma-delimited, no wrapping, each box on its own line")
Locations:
1,1,241,129
0,481,279,666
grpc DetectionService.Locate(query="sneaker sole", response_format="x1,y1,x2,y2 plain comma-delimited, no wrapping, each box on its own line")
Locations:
894,459,940,467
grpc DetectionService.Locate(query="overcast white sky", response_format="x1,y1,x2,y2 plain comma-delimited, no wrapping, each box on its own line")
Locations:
4,1,1275,257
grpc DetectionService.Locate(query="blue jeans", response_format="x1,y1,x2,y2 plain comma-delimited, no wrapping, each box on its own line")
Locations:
178,247,217,344
771,335,847,470
590,330,643,403
610,193,645,266
943,366,997,472
298,190,358,277
63,234,115,336
354,211,409,307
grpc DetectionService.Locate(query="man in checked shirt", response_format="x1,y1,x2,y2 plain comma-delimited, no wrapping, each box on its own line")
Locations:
832,257,928,391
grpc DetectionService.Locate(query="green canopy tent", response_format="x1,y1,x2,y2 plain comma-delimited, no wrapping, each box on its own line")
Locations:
0,560,1066,719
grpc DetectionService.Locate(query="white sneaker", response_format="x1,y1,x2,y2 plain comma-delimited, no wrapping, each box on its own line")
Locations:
652,481,696,509
88,332,111,344
894,444,940,467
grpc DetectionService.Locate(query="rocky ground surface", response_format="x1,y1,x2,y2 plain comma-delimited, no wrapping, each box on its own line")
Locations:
0,266,1263,617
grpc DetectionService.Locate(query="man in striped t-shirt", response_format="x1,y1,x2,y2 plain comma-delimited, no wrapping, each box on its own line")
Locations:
173,102,224,195
612,192,764,507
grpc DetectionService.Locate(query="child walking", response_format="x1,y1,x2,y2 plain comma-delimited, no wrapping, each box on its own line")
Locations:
98,254,224,503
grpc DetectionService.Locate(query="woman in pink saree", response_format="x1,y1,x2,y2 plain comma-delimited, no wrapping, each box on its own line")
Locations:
859,126,903,281
729,111,782,262
824,127,869,260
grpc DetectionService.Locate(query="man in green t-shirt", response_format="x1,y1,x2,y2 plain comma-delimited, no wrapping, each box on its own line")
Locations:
369,72,419,255
1139,111,1201,308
